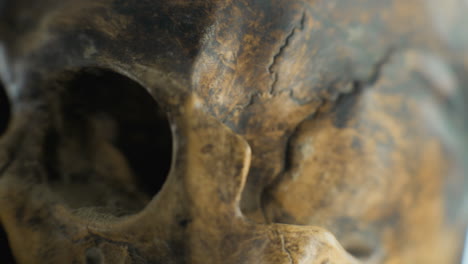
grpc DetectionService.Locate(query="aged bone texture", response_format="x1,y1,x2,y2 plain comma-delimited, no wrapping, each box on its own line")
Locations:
0,0,467,263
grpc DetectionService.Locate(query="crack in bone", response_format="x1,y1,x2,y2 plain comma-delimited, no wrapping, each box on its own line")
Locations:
276,230,295,264
268,11,306,95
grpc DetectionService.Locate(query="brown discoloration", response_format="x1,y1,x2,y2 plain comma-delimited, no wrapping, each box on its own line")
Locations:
0,97,359,264
0,0,467,263
264,51,467,263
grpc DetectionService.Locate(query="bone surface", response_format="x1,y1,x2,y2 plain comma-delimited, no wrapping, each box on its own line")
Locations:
0,0,467,263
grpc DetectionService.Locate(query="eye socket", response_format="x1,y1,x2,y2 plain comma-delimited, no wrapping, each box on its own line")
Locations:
47,68,173,213
0,80,11,136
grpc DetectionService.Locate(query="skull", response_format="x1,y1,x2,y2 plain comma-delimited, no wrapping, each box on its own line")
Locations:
0,0,467,263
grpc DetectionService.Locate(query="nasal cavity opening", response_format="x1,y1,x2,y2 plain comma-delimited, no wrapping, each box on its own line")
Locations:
53,68,172,202
0,80,11,136
0,223,16,264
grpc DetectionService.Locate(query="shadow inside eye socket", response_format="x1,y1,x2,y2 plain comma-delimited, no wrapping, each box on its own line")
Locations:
0,80,11,136
59,68,173,198
46,68,173,214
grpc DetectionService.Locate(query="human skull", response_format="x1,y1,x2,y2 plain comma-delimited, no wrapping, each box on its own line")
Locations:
0,0,467,263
